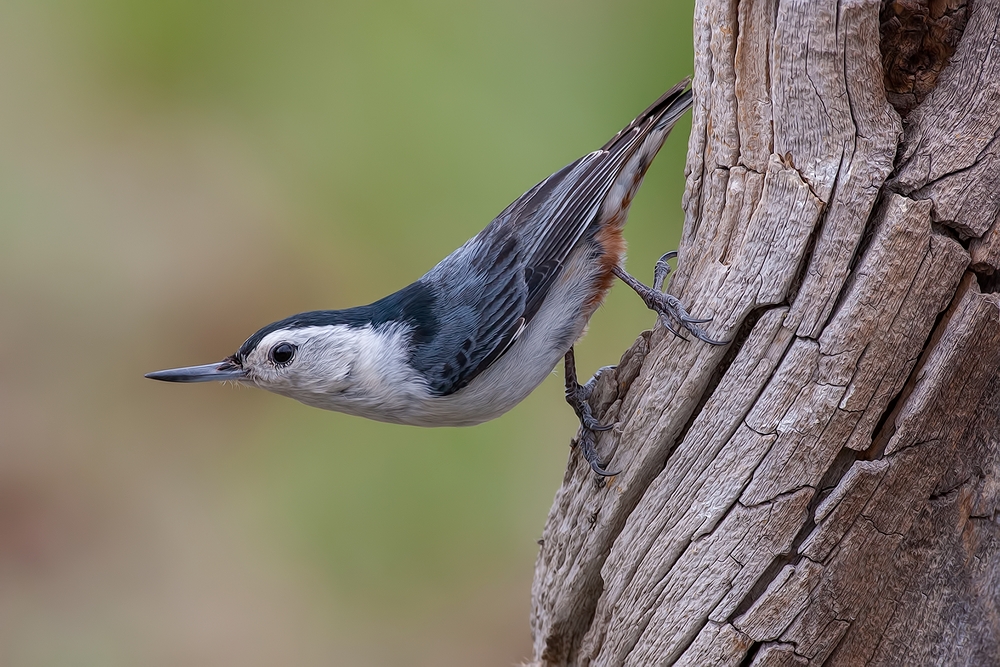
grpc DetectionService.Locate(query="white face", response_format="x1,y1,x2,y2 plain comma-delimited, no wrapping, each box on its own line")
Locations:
240,325,359,396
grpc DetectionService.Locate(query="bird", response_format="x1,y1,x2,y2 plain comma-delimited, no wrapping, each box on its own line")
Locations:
146,79,725,476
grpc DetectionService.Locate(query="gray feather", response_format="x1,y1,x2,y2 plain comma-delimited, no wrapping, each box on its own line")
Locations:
411,81,693,395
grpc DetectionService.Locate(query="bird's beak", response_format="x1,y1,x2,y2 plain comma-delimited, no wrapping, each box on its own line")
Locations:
145,358,245,383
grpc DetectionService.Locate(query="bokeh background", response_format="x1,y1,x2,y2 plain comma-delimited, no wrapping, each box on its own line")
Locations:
0,2,693,665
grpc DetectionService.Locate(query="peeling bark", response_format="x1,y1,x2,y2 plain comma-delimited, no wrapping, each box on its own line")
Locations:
529,0,1000,665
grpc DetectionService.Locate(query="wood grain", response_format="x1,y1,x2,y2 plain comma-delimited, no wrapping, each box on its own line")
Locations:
528,0,1000,664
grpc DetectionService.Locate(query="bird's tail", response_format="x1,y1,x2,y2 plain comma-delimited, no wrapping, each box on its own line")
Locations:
600,78,692,153
582,79,694,314
590,78,693,248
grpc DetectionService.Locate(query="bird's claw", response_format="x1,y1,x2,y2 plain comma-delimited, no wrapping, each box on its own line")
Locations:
576,428,621,477
564,349,619,476
614,252,730,346
652,251,677,293
662,317,683,339
646,291,728,346
566,371,615,432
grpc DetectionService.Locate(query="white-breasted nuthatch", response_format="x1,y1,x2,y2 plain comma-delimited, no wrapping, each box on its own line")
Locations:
147,79,724,475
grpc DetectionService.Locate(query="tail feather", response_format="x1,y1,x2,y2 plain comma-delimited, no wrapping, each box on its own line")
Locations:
578,79,694,313
600,78,692,153
595,79,693,230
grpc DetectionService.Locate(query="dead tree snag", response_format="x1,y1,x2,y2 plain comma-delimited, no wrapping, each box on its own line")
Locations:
529,1,1000,665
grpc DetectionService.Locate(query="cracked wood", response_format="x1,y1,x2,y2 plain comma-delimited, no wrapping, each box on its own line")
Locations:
528,0,1000,665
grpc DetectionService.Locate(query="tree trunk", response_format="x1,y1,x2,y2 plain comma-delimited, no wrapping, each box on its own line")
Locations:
529,0,1000,665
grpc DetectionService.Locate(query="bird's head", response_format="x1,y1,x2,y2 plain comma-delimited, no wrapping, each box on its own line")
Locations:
145,316,364,398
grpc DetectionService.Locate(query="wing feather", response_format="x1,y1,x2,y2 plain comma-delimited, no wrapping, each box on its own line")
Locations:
413,81,692,395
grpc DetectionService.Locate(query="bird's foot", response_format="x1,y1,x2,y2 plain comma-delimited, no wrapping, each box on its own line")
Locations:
613,251,729,346
574,427,621,477
576,427,621,477
564,348,620,477
565,362,615,432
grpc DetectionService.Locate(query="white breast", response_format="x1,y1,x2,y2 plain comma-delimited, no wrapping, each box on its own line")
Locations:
399,243,606,427
262,242,608,427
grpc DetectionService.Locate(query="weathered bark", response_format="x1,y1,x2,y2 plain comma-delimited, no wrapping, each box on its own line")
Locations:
529,0,1000,665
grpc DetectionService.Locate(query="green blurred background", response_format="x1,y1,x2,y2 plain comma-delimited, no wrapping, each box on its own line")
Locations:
0,1,693,665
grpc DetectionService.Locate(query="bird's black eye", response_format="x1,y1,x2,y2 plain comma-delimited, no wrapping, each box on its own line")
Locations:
270,342,296,366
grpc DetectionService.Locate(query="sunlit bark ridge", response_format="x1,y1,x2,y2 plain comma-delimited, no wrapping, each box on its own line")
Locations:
530,1,1000,664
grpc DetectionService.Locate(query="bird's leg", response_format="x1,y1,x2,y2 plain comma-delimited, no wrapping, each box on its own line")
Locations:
613,251,729,346
564,347,620,477
564,347,613,432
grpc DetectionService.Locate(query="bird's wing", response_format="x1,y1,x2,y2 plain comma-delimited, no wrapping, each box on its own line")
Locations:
413,82,692,396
